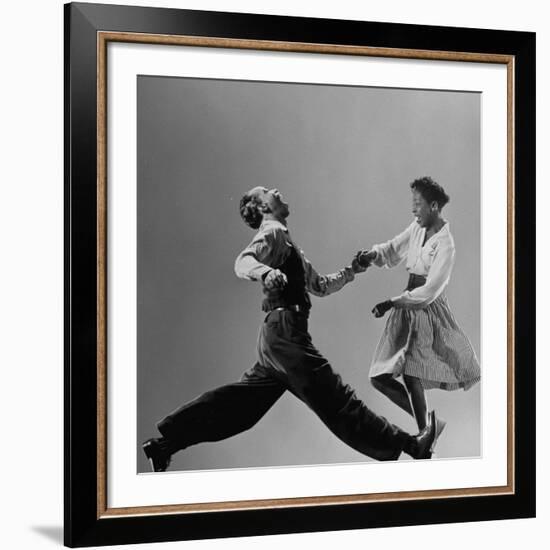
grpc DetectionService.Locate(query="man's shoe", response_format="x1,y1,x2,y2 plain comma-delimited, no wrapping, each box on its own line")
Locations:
411,410,437,459
142,438,172,472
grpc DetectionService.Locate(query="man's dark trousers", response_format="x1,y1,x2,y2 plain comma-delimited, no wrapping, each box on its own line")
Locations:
158,308,412,461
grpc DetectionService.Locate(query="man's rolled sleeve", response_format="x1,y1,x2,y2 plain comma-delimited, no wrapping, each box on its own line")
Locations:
304,255,355,297
234,227,288,282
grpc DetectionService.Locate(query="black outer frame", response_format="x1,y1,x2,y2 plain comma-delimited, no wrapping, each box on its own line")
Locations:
64,2,536,547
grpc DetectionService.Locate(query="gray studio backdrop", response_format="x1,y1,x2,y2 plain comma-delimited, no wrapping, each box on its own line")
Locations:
137,75,481,473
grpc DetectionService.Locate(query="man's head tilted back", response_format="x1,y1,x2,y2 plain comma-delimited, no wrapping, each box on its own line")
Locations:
239,187,290,229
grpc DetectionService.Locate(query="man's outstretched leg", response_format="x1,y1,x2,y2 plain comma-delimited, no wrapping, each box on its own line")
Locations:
286,357,436,460
259,309,436,461
143,363,285,471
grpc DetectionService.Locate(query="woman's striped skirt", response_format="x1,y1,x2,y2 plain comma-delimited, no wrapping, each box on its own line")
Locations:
369,294,480,391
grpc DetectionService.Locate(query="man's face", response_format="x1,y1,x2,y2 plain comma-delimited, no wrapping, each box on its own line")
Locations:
249,187,290,219
411,190,436,228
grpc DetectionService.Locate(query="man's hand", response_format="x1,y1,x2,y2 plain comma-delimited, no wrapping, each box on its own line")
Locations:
356,249,377,268
263,269,288,290
372,300,394,318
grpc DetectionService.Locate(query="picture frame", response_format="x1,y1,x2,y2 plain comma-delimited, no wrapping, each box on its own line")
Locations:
64,2,535,547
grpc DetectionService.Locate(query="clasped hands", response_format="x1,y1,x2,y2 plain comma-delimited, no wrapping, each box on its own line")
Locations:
261,250,394,319
262,250,375,291
352,249,377,273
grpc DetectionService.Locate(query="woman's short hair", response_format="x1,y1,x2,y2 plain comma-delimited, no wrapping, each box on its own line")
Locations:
239,193,264,229
410,176,450,209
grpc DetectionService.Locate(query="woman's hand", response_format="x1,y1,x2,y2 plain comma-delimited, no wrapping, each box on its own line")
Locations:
372,300,394,318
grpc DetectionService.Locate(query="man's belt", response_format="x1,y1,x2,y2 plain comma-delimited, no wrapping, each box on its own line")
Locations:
268,304,309,313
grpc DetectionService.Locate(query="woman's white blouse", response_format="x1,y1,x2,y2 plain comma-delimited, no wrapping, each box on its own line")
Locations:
371,220,456,308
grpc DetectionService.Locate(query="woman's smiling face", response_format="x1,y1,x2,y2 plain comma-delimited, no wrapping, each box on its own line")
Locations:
411,190,436,228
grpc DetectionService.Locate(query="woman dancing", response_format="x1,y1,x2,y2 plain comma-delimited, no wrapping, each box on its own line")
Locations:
358,176,480,444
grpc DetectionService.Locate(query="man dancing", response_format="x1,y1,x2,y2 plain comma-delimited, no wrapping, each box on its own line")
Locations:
143,187,436,471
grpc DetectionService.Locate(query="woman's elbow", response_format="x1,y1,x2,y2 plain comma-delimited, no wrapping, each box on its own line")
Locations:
415,288,442,308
